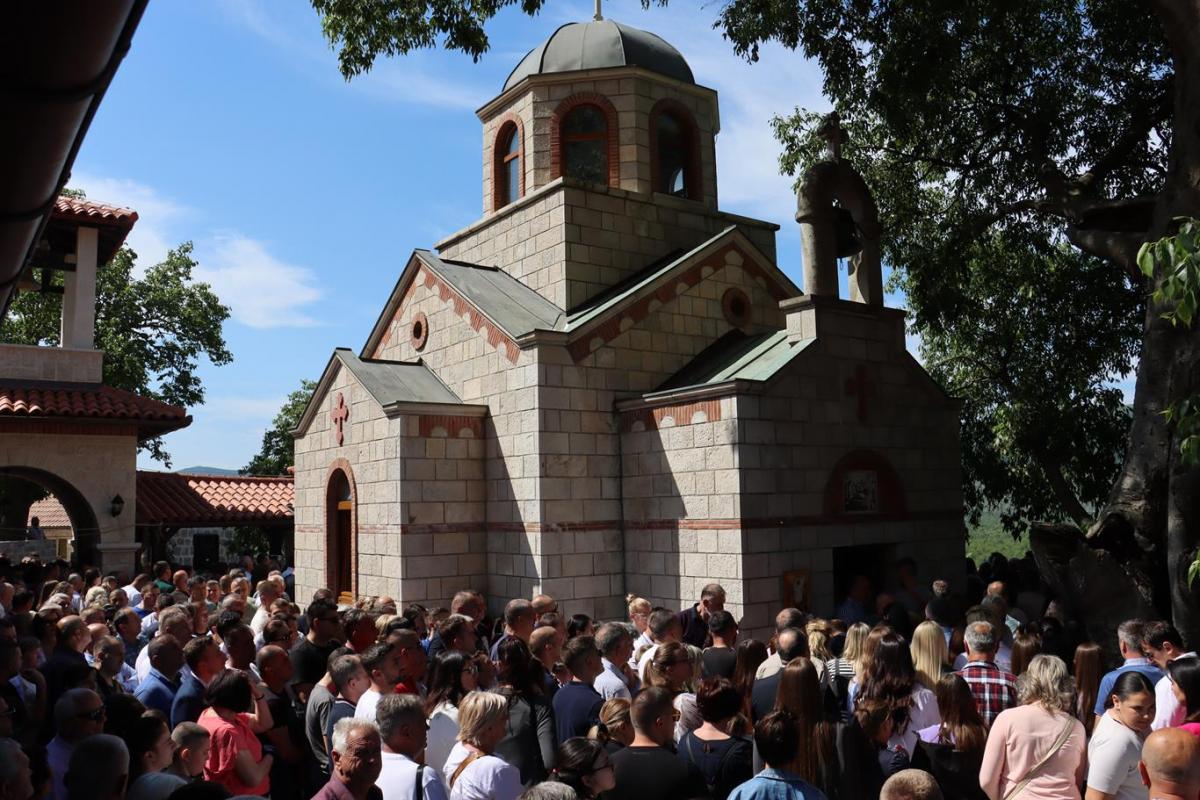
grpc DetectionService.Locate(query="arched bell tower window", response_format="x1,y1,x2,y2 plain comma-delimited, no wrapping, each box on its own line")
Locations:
561,104,609,185
493,117,524,210
650,100,701,200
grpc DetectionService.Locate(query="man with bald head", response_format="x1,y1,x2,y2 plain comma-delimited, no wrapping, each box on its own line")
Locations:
1140,727,1200,800
45,616,90,711
751,627,809,722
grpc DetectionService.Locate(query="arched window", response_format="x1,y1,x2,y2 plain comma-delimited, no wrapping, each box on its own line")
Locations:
561,104,609,185
653,107,699,198
495,122,522,208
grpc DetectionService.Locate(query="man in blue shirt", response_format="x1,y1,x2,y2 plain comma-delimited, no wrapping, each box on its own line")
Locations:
552,636,604,743
1093,619,1164,717
728,709,827,800
171,636,225,727
135,634,184,718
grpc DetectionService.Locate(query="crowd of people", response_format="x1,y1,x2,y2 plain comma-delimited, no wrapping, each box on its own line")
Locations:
0,551,1197,800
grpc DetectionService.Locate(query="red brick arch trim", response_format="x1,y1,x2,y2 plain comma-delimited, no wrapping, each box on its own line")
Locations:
823,449,907,517
550,93,620,188
648,98,703,201
324,457,358,599
490,112,526,213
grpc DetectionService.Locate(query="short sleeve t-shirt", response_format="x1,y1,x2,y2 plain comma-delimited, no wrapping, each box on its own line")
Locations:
1087,713,1147,800
442,743,522,800
701,647,737,679
199,708,270,797
291,637,341,689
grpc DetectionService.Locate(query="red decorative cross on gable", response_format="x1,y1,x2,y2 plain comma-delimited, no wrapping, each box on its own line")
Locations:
844,364,874,422
331,392,349,445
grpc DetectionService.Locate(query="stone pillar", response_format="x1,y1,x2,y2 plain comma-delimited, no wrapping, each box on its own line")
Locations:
797,207,839,298
96,541,141,581
61,226,98,351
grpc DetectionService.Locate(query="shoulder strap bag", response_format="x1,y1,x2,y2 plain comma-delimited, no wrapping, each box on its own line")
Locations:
1001,717,1076,800
449,752,482,788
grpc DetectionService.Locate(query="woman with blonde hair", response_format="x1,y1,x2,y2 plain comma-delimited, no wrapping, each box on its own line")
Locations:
807,619,834,662
910,620,950,691
443,691,522,800
980,655,1086,800
826,621,869,721
588,698,634,752
645,641,702,742
625,595,652,667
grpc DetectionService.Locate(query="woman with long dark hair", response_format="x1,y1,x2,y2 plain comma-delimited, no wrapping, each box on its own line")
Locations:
912,674,988,800
676,677,752,800
493,635,556,786
1167,655,1200,737
772,658,840,798
424,650,479,773
731,639,768,719
1010,631,1042,677
1086,671,1156,799
853,627,939,754
1074,642,1104,737
549,737,616,799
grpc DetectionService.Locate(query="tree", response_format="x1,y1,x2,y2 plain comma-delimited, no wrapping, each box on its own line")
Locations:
243,380,316,476
2,243,232,465
308,0,1200,643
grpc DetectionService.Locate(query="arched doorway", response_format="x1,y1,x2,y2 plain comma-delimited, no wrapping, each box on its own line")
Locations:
0,467,102,565
325,464,356,604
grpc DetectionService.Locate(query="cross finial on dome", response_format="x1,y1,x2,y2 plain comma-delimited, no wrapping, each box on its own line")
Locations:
817,111,848,161
594,0,603,21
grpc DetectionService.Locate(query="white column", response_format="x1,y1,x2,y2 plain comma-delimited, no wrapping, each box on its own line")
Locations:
60,226,99,350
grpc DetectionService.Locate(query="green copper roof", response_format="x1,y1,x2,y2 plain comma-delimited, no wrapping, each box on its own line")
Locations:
657,329,816,391
332,348,463,408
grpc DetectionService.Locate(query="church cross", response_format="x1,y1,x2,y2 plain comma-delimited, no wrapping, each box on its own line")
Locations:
844,364,874,422
331,392,349,445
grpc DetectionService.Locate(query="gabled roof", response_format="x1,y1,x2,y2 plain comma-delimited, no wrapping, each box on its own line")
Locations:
136,471,293,528
362,250,565,358
0,381,191,438
657,330,817,392
294,348,483,437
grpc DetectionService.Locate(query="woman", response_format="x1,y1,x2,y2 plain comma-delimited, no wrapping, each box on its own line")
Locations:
83,586,107,610
626,595,652,664
197,669,275,796
443,691,522,800
771,659,839,798
826,622,869,719
910,620,950,691
567,614,594,640
549,738,616,800
807,620,834,664
853,628,940,754
493,636,556,786
1166,655,1200,738
676,677,753,800
645,641,701,742
1010,631,1042,677
836,696,905,799
980,654,1086,800
125,711,186,800
425,650,479,773
1086,671,1156,800
588,698,634,754
1074,642,1104,737
912,674,988,800
732,640,768,719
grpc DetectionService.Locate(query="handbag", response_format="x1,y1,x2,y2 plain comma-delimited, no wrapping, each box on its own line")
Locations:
1001,717,1076,800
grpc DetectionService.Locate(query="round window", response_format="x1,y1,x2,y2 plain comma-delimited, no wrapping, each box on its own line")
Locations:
722,289,751,328
410,312,429,351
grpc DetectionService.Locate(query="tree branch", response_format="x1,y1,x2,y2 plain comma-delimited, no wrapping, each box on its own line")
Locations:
1064,226,1143,277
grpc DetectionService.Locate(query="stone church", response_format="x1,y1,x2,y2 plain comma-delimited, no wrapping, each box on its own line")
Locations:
292,18,964,635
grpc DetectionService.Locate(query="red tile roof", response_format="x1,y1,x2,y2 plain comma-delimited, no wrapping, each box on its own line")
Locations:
136,471,294,528
0,383,189,421
28,496,71,529
52,196,138,229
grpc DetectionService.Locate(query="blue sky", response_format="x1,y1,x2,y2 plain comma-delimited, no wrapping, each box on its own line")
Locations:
72,0,840,471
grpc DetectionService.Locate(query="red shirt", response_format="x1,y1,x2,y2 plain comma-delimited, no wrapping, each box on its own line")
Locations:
198,708,269,796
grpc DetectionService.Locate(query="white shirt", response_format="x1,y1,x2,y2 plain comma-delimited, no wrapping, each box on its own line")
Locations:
47,736,72,800
377,751,450,800
355,688,383,721
637,644,659,682
953,641,1012,673
1152,651,1196,730
135,643,193,685
250,605,271,637
123,585,143,607
1087,712,1147,800
594,658,633,700
442,743,521,800
425,701,460,774
140,612,159,636
629,631,653,670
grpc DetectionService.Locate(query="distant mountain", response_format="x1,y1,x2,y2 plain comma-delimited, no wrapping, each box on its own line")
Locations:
177,466,239,476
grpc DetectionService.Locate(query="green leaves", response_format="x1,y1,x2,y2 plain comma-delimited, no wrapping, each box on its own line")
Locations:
242,379,317,475
1139,218,1200,328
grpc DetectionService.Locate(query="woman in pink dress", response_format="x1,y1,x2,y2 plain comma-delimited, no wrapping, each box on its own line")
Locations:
1166,655,1200,738
197,670,275,796
980,655,1086,800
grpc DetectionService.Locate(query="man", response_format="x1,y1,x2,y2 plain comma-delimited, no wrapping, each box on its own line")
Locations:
609,688,706,800
0,737,33,800
132,583,159,620
257,645,304,799
836,575,876,627
677,583,725,649
250,580,281,637
489,599,536,661
727,710,828,800
756,608,809,680
0,641,28,743
355,641,401,721
165,722,210,782
48,689,105,800
636,609,682,682
121,575,150,609
315,653,370,778
880,770,942,800
751,628,809,722
26,517,43,541
375,693,449,800
113,607,144,669
530,625,562,699
223,623,257,676
172,570,190,595
136,607,192,682
387,629,427,696
171,635,224,727
552,636,605,743
593,623,637,700
890,558,930,622
152,562,174,594
341,609,378,654
956,621,1017,727
63,733,128,800
135,634,184,717
951,606,1013,672
531,594,557,616
92,636,128,701
433,614,477,659
702,610,738,679
1143,620,1195,730
1094,619,1164,718
427,592,484,660
313,718,384,800
292,598,344,704
986,581,1023,634
1139,727,1200,800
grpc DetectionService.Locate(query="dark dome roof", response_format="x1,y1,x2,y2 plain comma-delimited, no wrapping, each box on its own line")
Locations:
503,19,694,92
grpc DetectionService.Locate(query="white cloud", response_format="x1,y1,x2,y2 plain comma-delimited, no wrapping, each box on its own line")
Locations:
67,172,188,270
195,234,323,328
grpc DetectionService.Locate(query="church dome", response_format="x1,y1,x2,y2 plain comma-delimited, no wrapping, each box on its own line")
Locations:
503,19,695,92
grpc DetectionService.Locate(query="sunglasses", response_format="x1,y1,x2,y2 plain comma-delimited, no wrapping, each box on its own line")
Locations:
77,707,106,722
